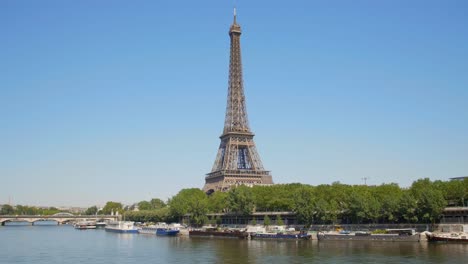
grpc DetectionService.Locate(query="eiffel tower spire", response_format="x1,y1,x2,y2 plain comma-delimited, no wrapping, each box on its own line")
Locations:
204,9,273,193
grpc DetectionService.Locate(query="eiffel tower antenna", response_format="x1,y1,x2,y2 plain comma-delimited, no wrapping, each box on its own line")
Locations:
203,9,273,193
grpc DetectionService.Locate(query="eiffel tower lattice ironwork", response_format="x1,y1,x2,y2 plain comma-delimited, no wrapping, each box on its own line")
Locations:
203,9,273,193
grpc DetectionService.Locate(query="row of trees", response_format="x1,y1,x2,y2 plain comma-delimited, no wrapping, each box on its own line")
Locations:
164,178,467,226
0,205,62,216
81,198,168,216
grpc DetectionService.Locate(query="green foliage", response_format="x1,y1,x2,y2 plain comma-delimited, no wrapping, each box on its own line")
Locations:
410,178,446,223
398,191,418,223
150,198,166,209
372,229,387,234
0,205,14,215
291,186,315,227
84,206,98,215
372,184,402,223
263,215,271,226
168,188,208,226
138,201,152,210
276,215,284,226
101,201,123,215
124,208,169,223
226,186,254,215
1,205,64,216
347,186,381,224
251,217,257,225
251,184,302,211
207,191,228,213
137,199,167,211
435,180,467,207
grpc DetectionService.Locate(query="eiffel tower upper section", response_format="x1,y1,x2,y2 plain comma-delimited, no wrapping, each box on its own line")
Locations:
223,9,251,136
203,9,273,193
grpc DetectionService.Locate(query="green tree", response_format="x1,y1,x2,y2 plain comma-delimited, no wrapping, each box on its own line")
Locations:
292,186,315,227
124,208,170,223
207,191,228,213
346,186,381,224
150,198,166,209
226,186,254,216
263,215,271,226
0,204,14,215
138,201,152,210
398,191,418,223
438,180,466,206
410,178,446,223
251,218,257,225
84,206,98,215
168,188,208,226
372,184,403,223
101,201,123,215
276,215,284,226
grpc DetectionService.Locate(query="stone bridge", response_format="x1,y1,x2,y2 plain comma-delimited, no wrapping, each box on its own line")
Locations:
0,214,120,225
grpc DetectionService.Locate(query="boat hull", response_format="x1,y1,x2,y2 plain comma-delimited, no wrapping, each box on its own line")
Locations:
138,229,156,235
252,233,311,240
426,233,468,243
75,225,97,230
105,227,139,233
156,229,180,236
317,233,420,242
189,230,248,239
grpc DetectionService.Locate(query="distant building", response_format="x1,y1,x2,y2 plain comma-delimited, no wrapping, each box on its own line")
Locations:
440,207,468,224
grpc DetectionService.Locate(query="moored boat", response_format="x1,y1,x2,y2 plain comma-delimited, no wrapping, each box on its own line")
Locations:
317,229,420,242
74,221,97,230
189,227,248,239
156,228,180,236
138,223,180,236
95,222,106,228
426,224,468,243
105,221,138,233
426,232,468,242
252,230,311,240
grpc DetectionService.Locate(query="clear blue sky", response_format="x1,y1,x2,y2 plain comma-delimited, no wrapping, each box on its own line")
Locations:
1,1,467,207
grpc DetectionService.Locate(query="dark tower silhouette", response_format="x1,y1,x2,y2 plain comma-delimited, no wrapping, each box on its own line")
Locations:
203,9,273,193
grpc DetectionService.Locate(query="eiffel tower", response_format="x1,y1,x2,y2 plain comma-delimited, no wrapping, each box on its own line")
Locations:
203,9,273,193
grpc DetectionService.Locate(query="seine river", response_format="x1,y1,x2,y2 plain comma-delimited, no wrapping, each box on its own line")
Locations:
1,222,467,264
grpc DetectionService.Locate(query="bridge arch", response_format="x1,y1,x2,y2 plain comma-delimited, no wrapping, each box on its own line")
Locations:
0,218,35,225
51,212,74,217
30,218,60,225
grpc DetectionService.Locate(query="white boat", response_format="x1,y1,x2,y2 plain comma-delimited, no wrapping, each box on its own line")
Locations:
95,222,106,228
74,221,97,230
427,224,468,243
104,221,138,233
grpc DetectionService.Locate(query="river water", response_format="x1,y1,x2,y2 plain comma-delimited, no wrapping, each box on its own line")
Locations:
0,223,467,263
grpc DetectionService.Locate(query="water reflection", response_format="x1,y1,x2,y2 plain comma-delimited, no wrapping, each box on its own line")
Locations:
182,237,468,264
3,220,58,226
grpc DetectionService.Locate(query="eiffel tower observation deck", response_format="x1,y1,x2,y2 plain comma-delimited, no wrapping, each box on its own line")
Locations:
203,9,273,193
